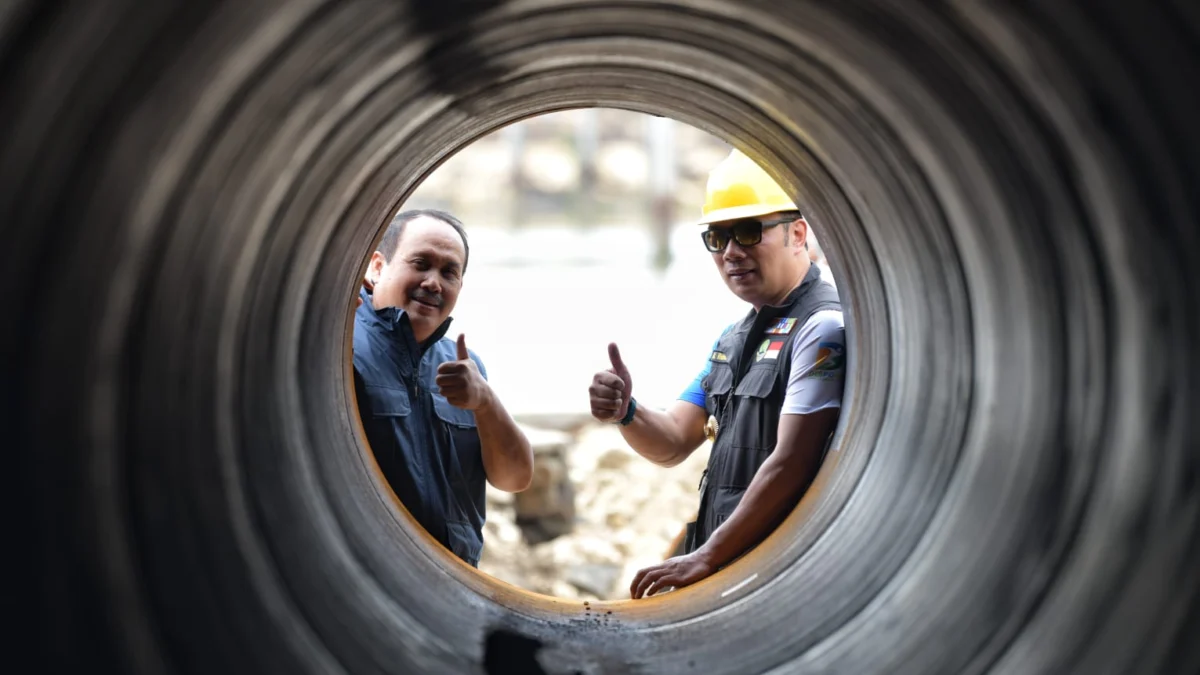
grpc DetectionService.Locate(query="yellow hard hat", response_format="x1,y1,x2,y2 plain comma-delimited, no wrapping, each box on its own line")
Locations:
699,149,798,225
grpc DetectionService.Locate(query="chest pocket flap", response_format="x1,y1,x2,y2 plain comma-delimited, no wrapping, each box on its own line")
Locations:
733,363,779,399
367,386,411,417
432,396,477,428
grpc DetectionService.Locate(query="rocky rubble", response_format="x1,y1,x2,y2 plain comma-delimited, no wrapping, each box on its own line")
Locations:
479,422,710,600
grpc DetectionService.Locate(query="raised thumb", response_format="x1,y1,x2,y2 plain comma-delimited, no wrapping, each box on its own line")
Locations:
457,333,469,361
608,342,626,373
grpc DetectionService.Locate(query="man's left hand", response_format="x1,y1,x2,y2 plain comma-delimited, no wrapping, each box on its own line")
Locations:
629,551,717,599
354,277,375,308
436,334,492,411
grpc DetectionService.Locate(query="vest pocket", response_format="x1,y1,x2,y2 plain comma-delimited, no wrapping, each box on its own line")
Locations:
367,386,411,417
712,485,747,528
733,364,778,398
703,363,734,396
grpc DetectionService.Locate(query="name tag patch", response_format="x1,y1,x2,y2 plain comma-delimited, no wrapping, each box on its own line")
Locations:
765,318,797,335
710,351,728,362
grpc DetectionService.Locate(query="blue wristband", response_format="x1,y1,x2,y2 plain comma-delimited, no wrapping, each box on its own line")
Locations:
619,397,638,426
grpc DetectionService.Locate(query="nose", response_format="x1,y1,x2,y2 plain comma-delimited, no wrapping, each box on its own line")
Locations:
420,273,442,294
723,238,747,261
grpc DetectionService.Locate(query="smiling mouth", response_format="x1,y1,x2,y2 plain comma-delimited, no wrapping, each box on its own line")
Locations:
410,295,442,309
727,269,755,279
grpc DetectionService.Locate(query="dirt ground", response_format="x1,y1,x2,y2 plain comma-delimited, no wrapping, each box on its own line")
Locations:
478,422,711,600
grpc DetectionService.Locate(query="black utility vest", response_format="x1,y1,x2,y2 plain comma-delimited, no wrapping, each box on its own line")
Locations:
685,265,841,554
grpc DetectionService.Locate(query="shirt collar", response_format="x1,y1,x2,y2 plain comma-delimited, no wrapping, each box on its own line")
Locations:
357,286,453,353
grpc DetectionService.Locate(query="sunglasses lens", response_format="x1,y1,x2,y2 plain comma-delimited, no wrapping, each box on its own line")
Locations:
702,229,729,252
732,220,764,246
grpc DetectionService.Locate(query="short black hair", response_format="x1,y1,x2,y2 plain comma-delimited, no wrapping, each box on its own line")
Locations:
377,209,470,272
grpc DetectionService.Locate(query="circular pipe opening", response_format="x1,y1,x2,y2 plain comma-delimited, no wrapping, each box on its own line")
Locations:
348,108,858,602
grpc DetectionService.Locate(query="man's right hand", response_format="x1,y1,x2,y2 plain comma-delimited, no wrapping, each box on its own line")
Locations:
589,343,633,423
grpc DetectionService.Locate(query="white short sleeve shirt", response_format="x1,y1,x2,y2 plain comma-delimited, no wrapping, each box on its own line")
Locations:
781,309,846,415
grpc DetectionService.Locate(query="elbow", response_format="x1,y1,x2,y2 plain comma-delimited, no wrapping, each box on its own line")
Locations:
492,474,532,493
652,447,690,469
505,465,535,493
492,442,535,493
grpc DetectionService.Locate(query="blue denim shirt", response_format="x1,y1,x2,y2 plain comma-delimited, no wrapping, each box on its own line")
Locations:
352,288,487,566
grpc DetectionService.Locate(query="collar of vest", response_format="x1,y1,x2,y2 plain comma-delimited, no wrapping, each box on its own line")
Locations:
357,286,453,353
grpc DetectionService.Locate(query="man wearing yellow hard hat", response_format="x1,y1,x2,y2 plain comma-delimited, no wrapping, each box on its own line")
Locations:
588,149,846,598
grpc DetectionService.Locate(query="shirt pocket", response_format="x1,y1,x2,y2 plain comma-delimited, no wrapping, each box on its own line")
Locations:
432,395,483,486
366,386,411,418
432,395,477,429
361,386,414,487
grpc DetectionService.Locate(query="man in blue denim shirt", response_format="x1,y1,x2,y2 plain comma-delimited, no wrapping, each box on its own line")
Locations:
353,209,533,566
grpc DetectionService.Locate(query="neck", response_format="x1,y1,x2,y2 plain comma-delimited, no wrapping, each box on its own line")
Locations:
415,317,453,351
754,259,811,311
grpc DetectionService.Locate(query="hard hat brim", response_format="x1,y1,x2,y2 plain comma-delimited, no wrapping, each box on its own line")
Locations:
698,202,799,226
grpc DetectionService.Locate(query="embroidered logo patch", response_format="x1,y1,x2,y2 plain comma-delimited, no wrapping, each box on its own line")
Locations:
710,351,728,362
755,339,785,361
808,341,846,378
765,317,798,335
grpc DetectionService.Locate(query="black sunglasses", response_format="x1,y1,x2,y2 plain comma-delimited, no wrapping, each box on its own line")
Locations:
701,213,801,253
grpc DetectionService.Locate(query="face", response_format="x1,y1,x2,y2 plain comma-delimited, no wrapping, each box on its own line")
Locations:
367,216,466,343
708,214,810,309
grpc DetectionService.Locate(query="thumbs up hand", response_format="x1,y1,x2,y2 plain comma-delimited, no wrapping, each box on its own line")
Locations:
589,342,633,423
455,332,470,361
436,334,491,410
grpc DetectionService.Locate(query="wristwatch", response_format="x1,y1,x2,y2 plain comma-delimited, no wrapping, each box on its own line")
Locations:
617,398,637,426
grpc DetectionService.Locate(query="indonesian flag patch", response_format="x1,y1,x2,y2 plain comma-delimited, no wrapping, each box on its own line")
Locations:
755,339,785,361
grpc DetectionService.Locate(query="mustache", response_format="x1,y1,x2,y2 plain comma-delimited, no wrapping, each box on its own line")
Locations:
409,288,444,308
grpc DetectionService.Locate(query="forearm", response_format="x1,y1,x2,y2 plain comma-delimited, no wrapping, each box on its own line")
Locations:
696,449,821,568
619,404,702,468
474,388,534,492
